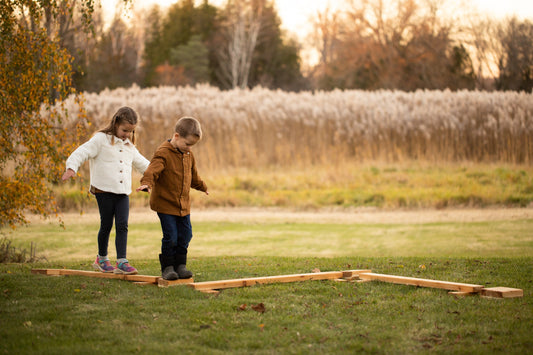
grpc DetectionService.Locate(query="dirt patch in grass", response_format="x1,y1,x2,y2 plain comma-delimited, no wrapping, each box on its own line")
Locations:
30,207,533,226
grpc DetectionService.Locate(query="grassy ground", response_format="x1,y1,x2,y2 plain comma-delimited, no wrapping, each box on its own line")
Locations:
1,211,532,354
55,162,533,212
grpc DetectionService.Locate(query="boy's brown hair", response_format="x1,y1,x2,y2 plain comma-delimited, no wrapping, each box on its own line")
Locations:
175,117,202,140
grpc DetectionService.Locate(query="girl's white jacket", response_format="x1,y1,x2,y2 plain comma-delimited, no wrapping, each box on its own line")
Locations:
66,132,150,195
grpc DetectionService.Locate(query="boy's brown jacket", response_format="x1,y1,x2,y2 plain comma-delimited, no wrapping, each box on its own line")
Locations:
141,140,207,216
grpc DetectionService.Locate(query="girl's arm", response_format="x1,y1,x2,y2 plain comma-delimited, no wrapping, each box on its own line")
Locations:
132,147,150,174
61,169,76,181
64,133,104,178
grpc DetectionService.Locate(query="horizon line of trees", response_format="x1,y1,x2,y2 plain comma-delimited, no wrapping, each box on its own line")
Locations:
54,0,533,93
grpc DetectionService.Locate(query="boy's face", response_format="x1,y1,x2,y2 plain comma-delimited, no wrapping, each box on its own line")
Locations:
173,133,199,153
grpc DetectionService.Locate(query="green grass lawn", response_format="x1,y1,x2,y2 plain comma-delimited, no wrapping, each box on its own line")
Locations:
1,213,532,354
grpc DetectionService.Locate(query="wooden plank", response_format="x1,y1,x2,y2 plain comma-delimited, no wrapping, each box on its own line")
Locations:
31,269,159,284
358,272,484,293
124,275,160,284
157,278,194,288
189,271,348,291
31,269,62,275
481,287,523,298
59,269,125,279
342,270,372,279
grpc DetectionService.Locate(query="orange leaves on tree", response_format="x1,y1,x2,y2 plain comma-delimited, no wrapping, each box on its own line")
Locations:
0,1,94,228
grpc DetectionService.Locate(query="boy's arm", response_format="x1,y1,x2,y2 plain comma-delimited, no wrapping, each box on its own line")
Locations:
139,153,165,191
190,155,208,193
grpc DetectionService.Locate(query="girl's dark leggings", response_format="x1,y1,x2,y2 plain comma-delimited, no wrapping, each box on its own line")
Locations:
95,192,129,259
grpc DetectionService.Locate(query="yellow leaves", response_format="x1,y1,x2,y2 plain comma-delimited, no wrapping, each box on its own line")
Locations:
1,13,93,227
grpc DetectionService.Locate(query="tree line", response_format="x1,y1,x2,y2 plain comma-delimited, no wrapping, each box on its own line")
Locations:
39,0,533,93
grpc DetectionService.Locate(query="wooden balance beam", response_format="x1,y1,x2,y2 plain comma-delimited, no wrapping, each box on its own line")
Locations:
31,268,523,298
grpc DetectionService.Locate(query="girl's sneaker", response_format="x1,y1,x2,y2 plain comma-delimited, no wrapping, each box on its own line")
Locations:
114,260,138,275
93,256,115,273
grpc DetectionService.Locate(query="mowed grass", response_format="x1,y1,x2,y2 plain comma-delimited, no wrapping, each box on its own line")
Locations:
7,213,533,260
1,211,532,354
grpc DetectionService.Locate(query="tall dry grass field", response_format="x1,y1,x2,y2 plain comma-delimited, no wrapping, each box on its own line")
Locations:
55,85,533,171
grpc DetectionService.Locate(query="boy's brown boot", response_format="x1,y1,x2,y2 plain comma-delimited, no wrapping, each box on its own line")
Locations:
159,254,178,280
175,254,193,279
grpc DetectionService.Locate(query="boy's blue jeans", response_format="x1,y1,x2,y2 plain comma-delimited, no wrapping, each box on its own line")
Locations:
157,213,193,256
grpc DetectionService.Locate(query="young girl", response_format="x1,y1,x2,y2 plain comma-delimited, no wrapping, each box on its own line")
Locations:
62,106,149,275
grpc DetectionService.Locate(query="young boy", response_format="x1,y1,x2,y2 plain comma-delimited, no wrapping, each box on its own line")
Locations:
137,117,208,280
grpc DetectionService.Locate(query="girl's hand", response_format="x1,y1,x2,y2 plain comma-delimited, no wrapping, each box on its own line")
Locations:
136,185,151,193
61,169,76,181
205,190,209,195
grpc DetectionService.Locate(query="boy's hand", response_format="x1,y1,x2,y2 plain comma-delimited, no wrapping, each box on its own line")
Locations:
136,185,151,193
61,169,76,181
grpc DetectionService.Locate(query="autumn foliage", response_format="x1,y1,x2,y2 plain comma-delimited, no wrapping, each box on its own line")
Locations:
0,1,92,227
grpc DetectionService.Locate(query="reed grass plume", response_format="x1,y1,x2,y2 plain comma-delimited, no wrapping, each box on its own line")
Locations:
53,85,533,170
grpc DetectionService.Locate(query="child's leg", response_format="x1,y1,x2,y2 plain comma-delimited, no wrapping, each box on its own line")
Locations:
157,213,179,280
112,194,137,275
157,213,179,256
175,214,193,255
114,194,129,259
95,193,116,258
174,215,193,278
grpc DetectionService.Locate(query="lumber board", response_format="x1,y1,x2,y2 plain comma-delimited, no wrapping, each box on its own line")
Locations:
31,269,62,275
123,274,160,283
157,278,195,287
31,269,159,284
358,272,484,293
481,287,523,298
189,271,358,291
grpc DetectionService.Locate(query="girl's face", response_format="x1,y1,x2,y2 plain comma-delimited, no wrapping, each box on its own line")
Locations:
173,133,199,153
116,122,136,141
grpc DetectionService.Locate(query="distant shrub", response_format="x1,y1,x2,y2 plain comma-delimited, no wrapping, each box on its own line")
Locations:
0,238,45,263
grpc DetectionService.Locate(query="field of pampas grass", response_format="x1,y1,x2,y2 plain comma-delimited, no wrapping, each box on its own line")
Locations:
55,85,533,170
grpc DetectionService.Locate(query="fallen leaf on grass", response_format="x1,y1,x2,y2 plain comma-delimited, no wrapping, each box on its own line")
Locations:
251,303,266,313
312,268,321,273
239,304,247,311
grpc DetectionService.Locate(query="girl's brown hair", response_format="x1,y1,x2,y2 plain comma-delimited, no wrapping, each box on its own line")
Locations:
99,106,139,144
